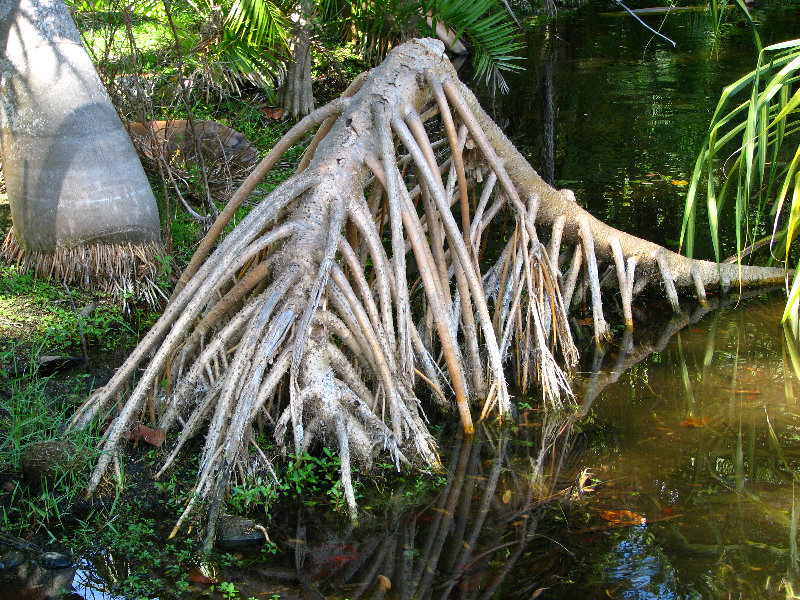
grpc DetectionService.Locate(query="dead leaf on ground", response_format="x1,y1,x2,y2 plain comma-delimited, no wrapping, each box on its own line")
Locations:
261,107,284,120
130,423,167,447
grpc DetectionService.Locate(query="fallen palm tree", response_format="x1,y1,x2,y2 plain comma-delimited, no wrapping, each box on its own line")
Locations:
69,39,787,547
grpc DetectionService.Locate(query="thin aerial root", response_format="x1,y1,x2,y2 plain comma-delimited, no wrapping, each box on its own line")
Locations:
70,173,313,436
329,267,405,439
247,349,292,422
610,237,635,330
314,310,374,373
347,199,396,345
392,112,511,419
656,251,681,313
338,237,385,339
548,215,565,271
155,383,221,479
327,342,377,410
409,323,448,401
469,171,497,256
373,104,414,378
413,368,447,406
336,418,359,523
439,77,525,214
563,244,583,311
691,265,708,307
405,109,484,397
392,172,473,433
493,227,517,334
578,219,609,346
425,71,471,243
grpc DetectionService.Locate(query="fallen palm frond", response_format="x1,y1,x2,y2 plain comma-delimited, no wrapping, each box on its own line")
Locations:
69,39,787,549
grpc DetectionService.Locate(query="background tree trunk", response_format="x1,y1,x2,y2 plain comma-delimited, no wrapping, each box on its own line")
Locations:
278,1,314,120
0,0,162,298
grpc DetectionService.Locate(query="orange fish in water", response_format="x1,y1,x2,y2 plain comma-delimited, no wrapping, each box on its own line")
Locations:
598,509,646,525
187,567,220,585
679,417,710,428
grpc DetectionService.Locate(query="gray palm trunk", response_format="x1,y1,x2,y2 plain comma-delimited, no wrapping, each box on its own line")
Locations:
278,0,315,119
0,0,161,298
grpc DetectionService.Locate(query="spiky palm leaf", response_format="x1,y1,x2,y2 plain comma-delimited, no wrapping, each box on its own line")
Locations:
318,0,523,92
225,0,290,48
189,0,290,92
429,0,524,92
680,39,800,327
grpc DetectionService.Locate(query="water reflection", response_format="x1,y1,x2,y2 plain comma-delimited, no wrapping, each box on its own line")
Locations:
499,5,800,259
603,525,696,600
259,418,585,600
567,291,800,599
8,292,800,599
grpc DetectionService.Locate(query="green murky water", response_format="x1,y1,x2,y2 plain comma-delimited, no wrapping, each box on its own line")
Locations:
500,1,800,258
6,4,800,599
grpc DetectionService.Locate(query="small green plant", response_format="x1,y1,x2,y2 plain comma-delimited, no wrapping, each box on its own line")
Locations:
229,475,279,516
212,581,240,600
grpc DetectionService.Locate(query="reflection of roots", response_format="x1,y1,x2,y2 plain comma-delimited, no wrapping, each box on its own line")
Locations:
1,230,167,306
68,39,786,544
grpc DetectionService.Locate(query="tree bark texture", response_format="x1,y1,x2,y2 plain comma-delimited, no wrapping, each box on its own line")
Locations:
278,9,314,120
69,39,788,543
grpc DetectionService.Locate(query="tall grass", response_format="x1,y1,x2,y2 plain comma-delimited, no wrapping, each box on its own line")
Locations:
0,345,102,533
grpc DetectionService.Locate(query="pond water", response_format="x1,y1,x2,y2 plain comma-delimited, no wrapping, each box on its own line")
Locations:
5,4,800,600
499,1,800,259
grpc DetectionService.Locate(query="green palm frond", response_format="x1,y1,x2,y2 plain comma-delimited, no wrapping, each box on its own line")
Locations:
429,0,524,92
681,39,800,323
225,0,291,49
317,0,522,92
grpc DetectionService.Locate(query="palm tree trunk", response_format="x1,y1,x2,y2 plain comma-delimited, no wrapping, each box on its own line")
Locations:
278,0,315,120
0,0,162,299
70,39,787,546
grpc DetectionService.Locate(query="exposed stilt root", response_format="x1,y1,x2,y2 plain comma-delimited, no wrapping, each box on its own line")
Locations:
68,39,788,544
656,250,681,313
579,219,609,347
610,237,635,331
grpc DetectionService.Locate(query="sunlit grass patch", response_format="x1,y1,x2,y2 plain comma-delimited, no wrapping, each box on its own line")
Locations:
0,265,156,352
